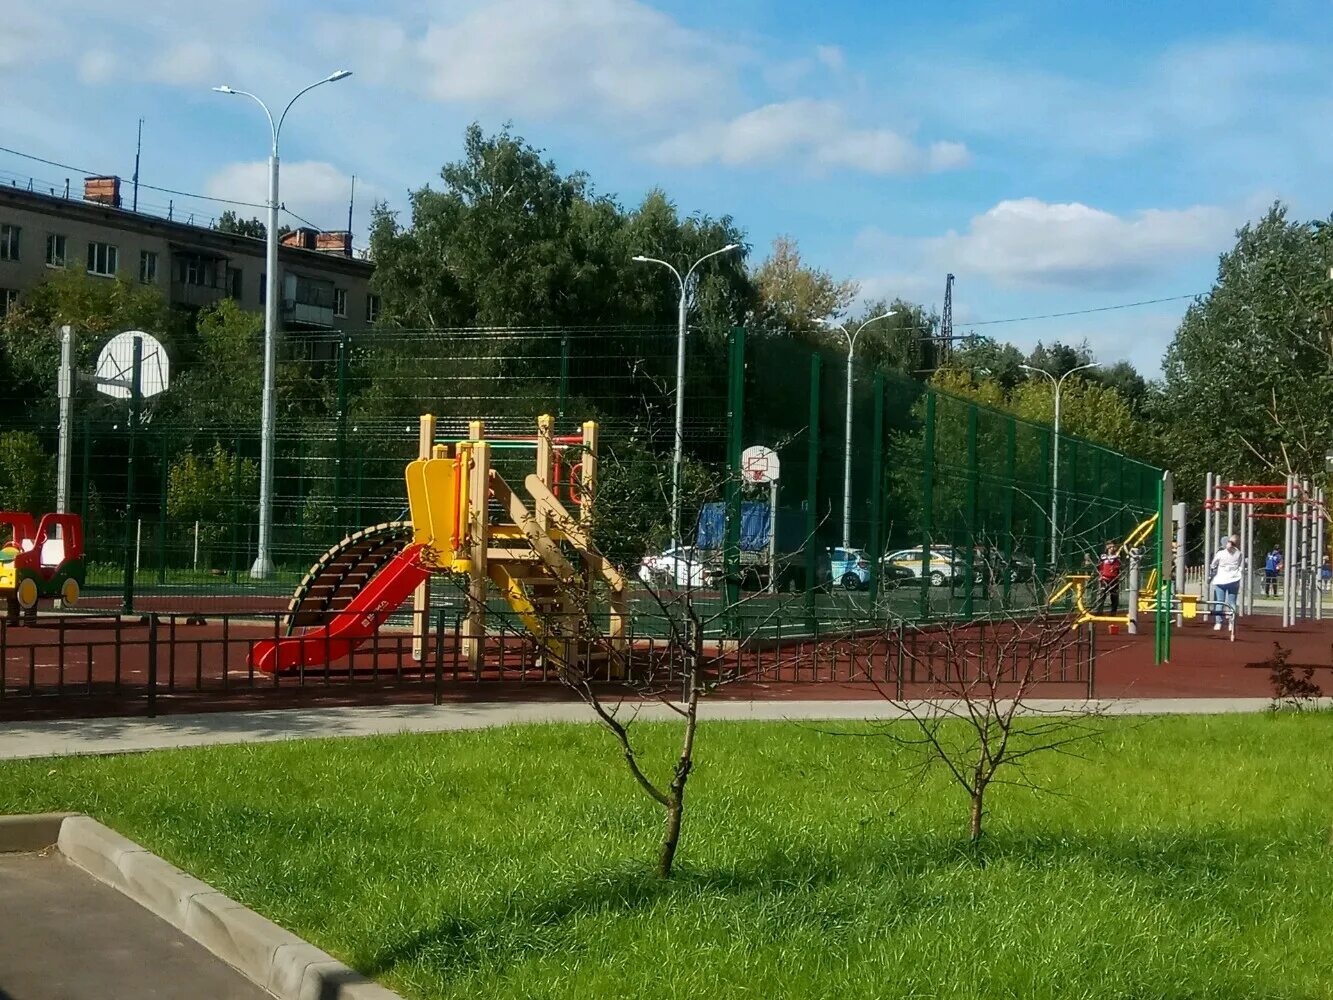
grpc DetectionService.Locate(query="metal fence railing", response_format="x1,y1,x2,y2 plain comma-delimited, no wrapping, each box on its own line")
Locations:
2,325,1162,623
0,607,1096,718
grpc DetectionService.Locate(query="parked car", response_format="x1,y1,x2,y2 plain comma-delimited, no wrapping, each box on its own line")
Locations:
638,546,715,588
880,562,916,588
829,547,872,590
881,547,976,587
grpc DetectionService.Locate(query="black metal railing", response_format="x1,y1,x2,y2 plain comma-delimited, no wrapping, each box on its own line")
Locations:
0,607,1096,719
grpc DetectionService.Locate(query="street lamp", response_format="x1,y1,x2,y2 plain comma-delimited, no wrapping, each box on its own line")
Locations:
213,70,352,578
631,244,742,547
819,312,897,549
1020,361,1098,566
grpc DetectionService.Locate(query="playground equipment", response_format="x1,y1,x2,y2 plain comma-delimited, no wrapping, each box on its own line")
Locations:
1049,483,1238,650
0,512,85,624
249,415,628,675
1203,474,1326,627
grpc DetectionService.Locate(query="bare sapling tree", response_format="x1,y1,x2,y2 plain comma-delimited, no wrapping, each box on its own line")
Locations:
473,444,794,878
830,593,1103,847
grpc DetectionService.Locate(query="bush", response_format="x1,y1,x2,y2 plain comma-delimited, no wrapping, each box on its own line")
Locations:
0,431,54,515
166,445,257,569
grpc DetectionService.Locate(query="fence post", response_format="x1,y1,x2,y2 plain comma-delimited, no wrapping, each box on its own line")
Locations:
335,330,349,536
919,390,936,619
434,608,447,706
868,374,885,603
805,352,822,621
122,337,143,615
156,433,168,585
147,613,158,718
79,411,92,527
229,436,242,585
1003,417,1015,606
724,326,746,618
558,331,571,422
963,404,978,619
1036,430,1051,585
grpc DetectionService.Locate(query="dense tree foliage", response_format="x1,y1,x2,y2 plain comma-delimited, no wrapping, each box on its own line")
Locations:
1158,204,1333,486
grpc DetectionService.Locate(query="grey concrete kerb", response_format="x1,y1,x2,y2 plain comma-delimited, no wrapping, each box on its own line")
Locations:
0,812,402,1000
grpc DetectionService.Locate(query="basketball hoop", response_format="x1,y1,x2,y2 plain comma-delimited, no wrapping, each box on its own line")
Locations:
741,445,779,485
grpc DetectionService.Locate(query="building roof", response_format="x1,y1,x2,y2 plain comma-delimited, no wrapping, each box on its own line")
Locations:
0,183,374,278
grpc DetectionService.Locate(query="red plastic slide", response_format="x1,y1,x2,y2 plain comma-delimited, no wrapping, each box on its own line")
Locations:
249,544,431,674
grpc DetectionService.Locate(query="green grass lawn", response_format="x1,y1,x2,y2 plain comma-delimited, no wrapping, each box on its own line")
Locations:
3,714,1332,998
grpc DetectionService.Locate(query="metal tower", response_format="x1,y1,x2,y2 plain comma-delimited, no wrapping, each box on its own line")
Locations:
940,273,954,364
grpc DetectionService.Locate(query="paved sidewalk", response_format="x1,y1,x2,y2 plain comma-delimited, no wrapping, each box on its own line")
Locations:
0,851,270,999
0,697,1299,761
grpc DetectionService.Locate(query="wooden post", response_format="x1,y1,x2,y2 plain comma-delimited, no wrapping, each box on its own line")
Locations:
412,415,435,662
535,414,554,532
582,420,625,654
464,422,488,670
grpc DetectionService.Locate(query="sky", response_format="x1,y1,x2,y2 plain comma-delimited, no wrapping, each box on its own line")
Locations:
4,0,1332,376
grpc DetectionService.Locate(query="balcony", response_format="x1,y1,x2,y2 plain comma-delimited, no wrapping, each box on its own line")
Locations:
281,272,336,329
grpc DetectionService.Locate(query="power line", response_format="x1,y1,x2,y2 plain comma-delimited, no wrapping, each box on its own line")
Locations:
966,293,1202,327
0,143,343,223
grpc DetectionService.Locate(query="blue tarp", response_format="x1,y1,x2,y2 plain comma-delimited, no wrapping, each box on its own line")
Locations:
695,501,772,551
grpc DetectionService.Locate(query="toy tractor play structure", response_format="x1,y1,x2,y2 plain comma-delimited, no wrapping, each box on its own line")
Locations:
249,415,628,675
1,512,86,624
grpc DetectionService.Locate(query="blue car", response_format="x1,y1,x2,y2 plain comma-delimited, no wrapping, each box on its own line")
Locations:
829,547,872,591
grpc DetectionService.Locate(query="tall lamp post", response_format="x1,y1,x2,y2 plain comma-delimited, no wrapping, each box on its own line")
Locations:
631,244,741,548
819,311,897,549
1020,361,1097,566
213,70,353,578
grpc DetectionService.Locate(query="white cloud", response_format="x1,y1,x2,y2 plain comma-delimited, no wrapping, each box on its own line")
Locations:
649,99,970,175
149,41,222,86
905,38,1313,161
316,0,738,124
815,45,845,73
923,197,1235,289
77,50,118,85
205,161,374,233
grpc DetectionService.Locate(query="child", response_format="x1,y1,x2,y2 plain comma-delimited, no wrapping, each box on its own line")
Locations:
1321,555,1331,593
1263,545,1282,597
1208,534,1243,630
1094,541,1122,615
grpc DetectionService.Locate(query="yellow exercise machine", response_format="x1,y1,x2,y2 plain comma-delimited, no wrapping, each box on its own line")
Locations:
1049,512,1195,628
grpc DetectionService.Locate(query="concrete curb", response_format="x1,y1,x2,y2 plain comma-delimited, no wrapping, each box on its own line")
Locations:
3,813,402,1000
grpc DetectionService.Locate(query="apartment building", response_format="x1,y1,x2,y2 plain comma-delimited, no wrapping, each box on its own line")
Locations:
0,177,378,330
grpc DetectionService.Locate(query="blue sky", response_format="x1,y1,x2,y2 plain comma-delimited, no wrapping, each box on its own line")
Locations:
5,0,1332,375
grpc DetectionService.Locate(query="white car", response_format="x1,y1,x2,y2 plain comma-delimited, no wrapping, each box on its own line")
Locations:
882,547,976,587
638,546,714,588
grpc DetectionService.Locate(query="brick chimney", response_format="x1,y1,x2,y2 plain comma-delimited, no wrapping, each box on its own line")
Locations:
280,227,352,257
84,176,122,208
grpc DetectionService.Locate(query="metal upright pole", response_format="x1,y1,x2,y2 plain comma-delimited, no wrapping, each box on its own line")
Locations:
1050,387,1061,567
1283,475,1295,627
1316,487,1326,621
1202,472,1213,599
671,284,686,549
251,147,280,579
1245,490,1255,616
842,343,855,550
1226,480,1235,542
122,337,143,615
56,324,75,514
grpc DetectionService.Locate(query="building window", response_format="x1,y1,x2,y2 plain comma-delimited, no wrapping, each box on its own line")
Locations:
140,251,158,284
87,241,118,276
0,289,17,316
226,267,243,300
46,234,67,267
333,288,347,318
365,293,381,323
0,224,19,262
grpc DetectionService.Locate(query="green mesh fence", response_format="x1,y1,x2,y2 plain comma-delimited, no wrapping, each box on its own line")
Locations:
3,324,1161,624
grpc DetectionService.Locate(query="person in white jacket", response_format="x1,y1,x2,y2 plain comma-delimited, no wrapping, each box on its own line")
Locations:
1208,534,1243,631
